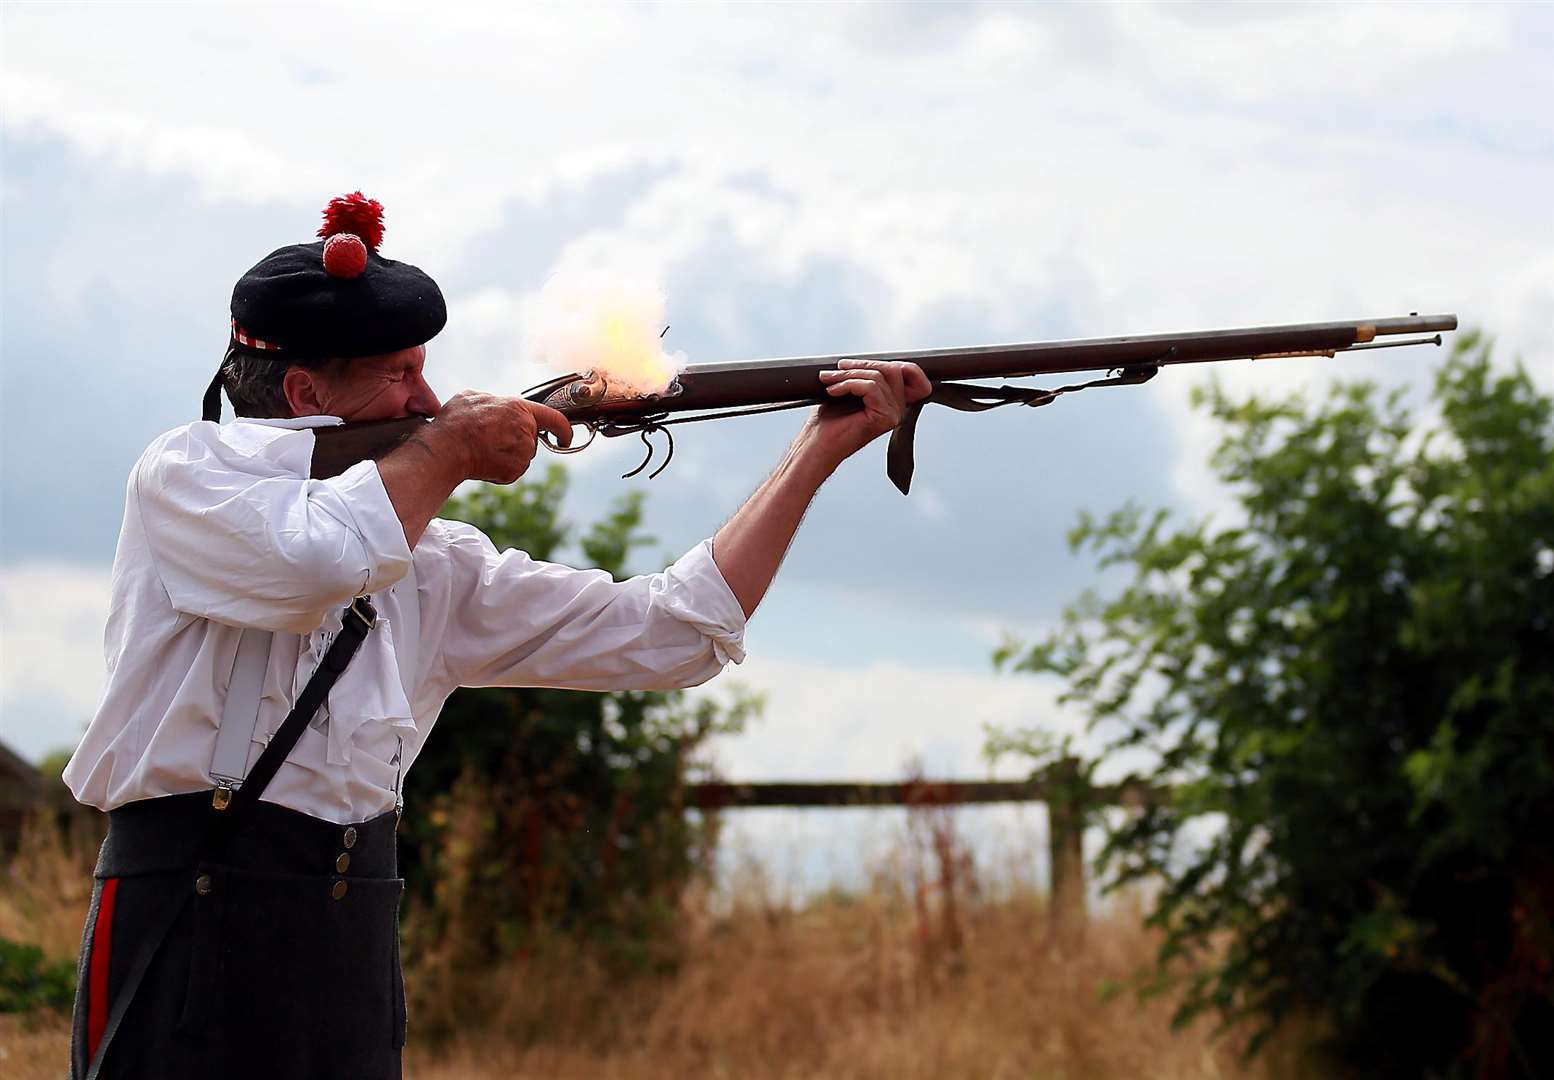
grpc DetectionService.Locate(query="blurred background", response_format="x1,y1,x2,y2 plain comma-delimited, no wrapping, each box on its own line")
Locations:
2,3,1551,1077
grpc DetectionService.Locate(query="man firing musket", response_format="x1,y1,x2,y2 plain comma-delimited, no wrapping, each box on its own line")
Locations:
64,191,1453,1078
63,193,932,1079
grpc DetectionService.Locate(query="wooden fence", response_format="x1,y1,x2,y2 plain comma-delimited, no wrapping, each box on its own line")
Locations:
686,761,1157,940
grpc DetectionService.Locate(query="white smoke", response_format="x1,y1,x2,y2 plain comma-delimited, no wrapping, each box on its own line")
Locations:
523,267,687,394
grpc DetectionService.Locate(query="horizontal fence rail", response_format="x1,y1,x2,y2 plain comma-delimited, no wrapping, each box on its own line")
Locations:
686,763,1161,941
686,777,1157,810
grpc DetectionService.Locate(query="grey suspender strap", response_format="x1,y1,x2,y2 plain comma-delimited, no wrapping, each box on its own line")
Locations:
209,595,378,826
206,597,379,813
209,628,275,807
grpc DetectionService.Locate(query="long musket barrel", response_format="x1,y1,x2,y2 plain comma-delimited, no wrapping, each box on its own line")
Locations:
530,314,1456,420
309,313,1456,489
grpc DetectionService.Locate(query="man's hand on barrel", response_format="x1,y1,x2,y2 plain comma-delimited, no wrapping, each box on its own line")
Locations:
807,359,933,465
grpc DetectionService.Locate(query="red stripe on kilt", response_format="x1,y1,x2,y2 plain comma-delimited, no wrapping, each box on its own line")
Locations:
87,877,120,1062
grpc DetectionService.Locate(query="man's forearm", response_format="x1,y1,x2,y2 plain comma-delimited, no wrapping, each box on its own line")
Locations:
713,421,844,619
375,427,467,549
362,391,574,550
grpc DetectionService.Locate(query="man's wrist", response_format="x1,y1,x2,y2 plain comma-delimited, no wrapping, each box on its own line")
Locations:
791,419,849,481
405,419,471,488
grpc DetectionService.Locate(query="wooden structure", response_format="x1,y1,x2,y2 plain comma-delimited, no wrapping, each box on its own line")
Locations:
0,738,49,849
687,763,1156,940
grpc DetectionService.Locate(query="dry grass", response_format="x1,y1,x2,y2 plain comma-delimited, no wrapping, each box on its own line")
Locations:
404,898,1269,1080
0,812,98,961
1,813,97,1079
0,809,1312,1079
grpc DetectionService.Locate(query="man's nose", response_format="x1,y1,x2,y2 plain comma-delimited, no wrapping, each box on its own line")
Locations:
407,375,442,417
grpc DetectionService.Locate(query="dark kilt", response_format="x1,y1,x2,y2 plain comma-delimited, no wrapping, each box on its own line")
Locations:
70,792,406,1079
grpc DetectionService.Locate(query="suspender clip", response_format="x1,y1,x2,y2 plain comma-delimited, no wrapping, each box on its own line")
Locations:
212,777,235,811
345,595,379,636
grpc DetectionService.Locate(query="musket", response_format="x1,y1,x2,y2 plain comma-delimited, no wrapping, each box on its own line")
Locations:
309,313,1457,494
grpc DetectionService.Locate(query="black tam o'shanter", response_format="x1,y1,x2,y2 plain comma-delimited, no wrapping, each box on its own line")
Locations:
204,193,447,421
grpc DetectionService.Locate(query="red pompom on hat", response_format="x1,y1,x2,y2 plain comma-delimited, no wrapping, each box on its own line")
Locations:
317,191,385,251
322,233,369,278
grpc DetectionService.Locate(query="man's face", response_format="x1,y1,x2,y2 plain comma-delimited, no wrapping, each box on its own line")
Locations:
289,345,440,421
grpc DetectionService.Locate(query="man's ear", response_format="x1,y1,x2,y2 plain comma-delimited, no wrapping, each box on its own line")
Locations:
282,365,329,417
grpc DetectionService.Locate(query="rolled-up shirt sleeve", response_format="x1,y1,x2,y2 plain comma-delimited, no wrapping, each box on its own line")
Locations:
427,521,747,694
136,426,413,633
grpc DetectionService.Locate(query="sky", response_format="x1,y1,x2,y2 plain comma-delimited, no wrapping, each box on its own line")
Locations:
2,2,1551,884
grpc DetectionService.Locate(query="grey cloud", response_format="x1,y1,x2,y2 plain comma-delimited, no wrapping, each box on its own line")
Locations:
722,170,800,210
831,3,992,57
820,2,1136,73
293,64,337,88
439,159,682,296
0,137,1177,632
549,215,1176,625
0,130,313,565
0,690,88,763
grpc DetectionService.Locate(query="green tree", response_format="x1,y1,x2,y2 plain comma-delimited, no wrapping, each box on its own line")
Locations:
399,464,759,971
993,334,1554,1076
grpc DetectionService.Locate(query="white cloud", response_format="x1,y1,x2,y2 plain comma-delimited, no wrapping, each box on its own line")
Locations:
0,72,322,204
1121,4,1513,109
433,287,549,396
4,2,1552,785
0,563,111,761
1487,253,1554,385
695,653,1091,782
6,4,1546,374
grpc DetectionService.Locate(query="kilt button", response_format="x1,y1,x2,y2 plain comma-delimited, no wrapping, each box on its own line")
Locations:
194,873,213,896
335,852,351,874
343,826,358,849
331,879,348,901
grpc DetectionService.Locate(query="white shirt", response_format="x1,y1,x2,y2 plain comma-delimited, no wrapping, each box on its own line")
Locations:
63,416,747,823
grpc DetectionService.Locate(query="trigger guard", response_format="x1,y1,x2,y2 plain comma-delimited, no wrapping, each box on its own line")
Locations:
540,424,596,455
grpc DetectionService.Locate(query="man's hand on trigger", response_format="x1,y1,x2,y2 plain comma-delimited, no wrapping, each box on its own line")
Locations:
430,391,574,484
379,391,574,549
807,360,933,465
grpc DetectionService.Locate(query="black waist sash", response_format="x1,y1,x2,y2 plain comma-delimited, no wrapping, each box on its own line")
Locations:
98,791,399,880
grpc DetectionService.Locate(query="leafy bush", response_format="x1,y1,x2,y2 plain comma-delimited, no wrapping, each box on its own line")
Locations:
0,935,75,1013
994,335,1554,1076
399,465,758,975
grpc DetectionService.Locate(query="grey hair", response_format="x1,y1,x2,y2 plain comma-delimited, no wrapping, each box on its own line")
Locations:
219,347,339,418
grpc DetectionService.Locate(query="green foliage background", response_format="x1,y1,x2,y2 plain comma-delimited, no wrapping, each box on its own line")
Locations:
0,935,74,1013
398,465,759,972
995,335,1554,1076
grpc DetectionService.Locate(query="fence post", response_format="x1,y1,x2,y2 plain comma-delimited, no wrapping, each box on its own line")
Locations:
1045,757,1087,944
